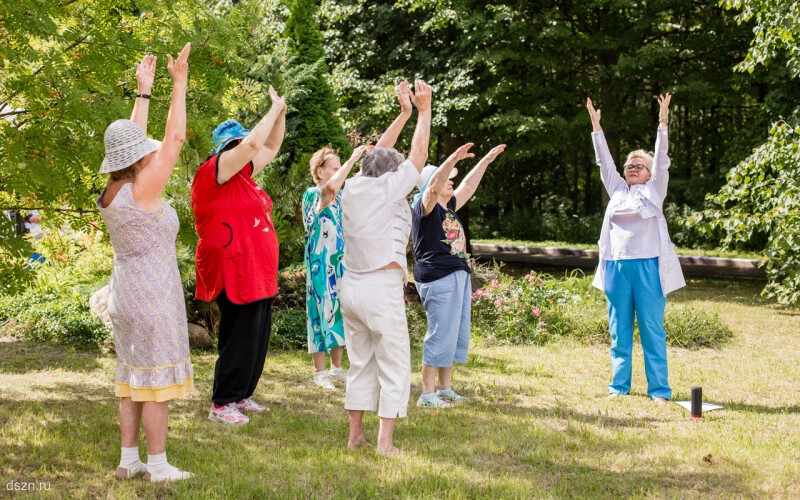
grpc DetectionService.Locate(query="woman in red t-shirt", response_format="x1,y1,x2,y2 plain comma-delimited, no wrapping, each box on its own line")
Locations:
191,86,286,426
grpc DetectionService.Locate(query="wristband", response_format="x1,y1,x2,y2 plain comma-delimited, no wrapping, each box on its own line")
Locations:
659,118,668,124
136,93,151,99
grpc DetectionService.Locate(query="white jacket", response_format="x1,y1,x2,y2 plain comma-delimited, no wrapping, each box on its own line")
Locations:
591,128,685,296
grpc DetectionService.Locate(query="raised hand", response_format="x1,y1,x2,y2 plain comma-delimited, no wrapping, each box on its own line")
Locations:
268,85,286,113
135,54,156,94
586,97,602,132
479,144,506,164
658,92,672,128
447,142,475,164
412,79,432,113
397,80,413,114
167,42,191,85
349,144,373,163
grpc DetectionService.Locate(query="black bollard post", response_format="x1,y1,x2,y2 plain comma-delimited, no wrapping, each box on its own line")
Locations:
691,386,702,419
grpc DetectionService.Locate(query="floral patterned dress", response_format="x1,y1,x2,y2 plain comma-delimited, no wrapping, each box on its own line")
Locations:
97,182,193,402
302,187,346,353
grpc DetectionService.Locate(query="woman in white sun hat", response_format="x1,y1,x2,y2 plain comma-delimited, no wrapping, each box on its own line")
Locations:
411,143,506,409
96,44,193,482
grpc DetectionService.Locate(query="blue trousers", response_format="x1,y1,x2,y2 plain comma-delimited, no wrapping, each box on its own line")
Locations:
604,258,671,399
415,270,471,367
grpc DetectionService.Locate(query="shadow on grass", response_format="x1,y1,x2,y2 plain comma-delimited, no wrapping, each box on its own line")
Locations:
723,401,800,415
0,346,774,497
669,278,771,307
1,378,755,498
0,338,105,374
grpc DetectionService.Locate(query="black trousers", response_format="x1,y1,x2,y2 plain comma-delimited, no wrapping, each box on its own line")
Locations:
212,289,273,405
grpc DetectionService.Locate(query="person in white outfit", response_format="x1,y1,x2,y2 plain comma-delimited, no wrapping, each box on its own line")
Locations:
340,79,433,456
586,93,685,405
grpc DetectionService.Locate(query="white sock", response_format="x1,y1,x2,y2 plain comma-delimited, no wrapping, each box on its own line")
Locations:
146,452,192,480
119,446,146,473
421,392,437,401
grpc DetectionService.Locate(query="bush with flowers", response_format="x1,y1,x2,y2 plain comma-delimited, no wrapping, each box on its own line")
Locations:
470,271,600,344
470,268,732,348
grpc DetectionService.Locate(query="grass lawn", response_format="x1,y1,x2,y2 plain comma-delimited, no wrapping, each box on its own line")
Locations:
1,279,799,498
473,239,764,260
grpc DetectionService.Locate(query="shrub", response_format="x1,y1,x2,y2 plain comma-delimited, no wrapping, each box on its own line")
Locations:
270,307,308,350
471,271,582,345
470,270,734,349
275,263,307,310
406,302,427,347
0,292,111,350
471,203,603,244
664,305,734,349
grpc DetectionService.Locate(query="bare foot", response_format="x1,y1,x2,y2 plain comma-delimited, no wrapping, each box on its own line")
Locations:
653,397,669,405
346,436,370,451
375,445,403,457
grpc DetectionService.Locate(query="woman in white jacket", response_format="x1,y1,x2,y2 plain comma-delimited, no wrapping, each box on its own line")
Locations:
586,93,685,404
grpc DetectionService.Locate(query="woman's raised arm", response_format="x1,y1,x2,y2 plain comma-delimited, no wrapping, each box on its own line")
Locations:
454,144,506,210
651,93,672,198
375,80,413,149
133,43,190,209
587,97,625,195
217,86,285,184
318,145,373,211
130,54,156,135
252,87,287,176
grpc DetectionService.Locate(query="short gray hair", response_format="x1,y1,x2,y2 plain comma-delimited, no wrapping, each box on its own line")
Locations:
360,147,405,178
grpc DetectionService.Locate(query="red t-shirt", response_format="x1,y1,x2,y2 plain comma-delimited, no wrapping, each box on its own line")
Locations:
191,154,279,304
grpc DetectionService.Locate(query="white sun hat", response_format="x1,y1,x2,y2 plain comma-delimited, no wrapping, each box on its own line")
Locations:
99,119,161,174
420,164,458,187
412,164,459,209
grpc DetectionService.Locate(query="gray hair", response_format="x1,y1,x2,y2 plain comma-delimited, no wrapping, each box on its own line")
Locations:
360,147,405,178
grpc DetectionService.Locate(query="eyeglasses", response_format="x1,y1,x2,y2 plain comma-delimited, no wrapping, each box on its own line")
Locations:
624,163,649,173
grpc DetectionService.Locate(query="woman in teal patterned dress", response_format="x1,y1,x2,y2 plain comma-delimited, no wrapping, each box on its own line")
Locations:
303,145,370,389
302,80,416,389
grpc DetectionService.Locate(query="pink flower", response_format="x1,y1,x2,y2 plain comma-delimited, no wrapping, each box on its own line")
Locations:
495,299,503,308
446,229,459,240
531,306,541,318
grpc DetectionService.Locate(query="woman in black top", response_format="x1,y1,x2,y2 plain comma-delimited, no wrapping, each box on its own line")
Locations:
411,143,506,408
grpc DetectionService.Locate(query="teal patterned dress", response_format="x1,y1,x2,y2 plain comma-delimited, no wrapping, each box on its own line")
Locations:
302,187,346,353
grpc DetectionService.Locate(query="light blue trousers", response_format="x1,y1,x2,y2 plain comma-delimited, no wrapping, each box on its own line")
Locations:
415,270,471,368
604,258,671,399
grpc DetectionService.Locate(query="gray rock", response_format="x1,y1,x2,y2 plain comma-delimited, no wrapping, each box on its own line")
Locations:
188,323,213,349
89,285,112,327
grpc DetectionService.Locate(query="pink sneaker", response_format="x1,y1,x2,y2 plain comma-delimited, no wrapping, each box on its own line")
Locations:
208,402,249,425
236,397,268,412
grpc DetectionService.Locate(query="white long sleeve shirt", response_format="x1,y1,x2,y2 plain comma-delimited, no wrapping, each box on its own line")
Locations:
608,187,660,260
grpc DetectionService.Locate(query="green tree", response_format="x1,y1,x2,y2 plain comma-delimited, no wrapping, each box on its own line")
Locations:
284,0,349,163
0,0,293,291
267,0,349,264
691,1,800,304
320,0,797,243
